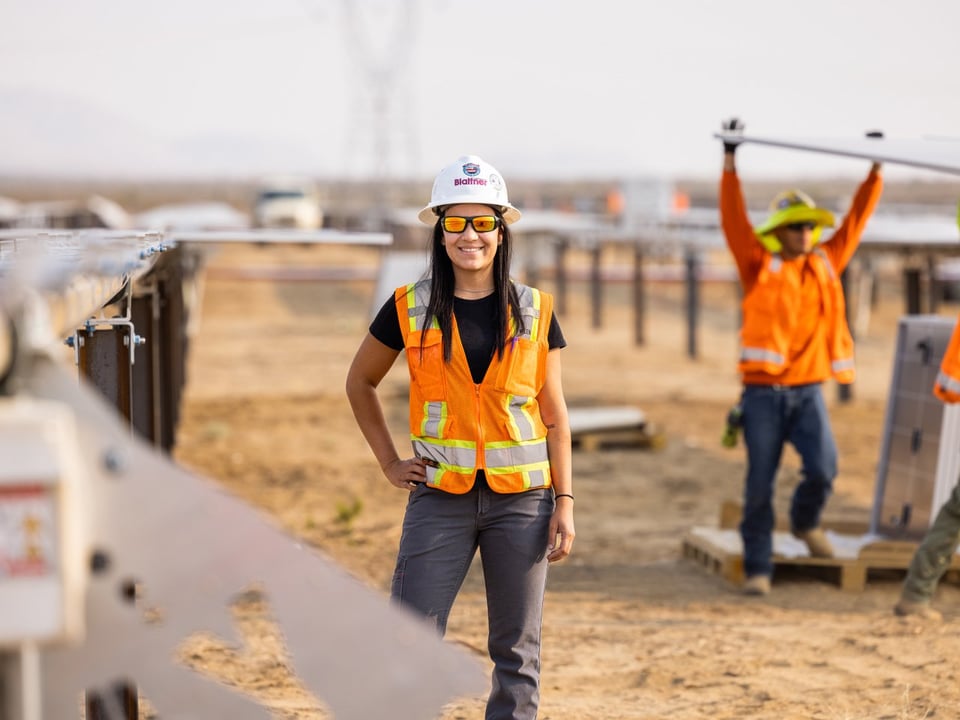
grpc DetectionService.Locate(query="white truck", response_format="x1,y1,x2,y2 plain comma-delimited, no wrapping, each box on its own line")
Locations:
252,177,323,229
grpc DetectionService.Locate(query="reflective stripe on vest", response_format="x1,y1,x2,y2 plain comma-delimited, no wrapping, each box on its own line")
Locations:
484,439,550,472
514,284,543,340
935,319,960,403
420,400,448,438
740,347,785,366
936,369,960,398
412,436,475,467
505,395,540,441
485,459,552,491
832,358,855,373
403,282,436,333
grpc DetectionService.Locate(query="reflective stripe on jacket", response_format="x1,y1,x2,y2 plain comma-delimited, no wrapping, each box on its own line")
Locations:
395,280,554,494
739,248,856,384
935,316,960,403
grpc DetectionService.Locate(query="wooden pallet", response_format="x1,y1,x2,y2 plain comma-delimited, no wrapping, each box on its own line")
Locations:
682,525,960,592
682,527,745,585
568,406,665,451
683,500,960,592
686,501,960,591
572,424,666,451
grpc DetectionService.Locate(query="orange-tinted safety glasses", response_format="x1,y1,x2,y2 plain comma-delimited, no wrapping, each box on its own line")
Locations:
441,215,501,233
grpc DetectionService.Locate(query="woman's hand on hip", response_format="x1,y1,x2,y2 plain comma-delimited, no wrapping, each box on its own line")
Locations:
382,457,427,491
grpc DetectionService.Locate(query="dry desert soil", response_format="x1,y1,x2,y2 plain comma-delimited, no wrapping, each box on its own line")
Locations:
169,242,960,720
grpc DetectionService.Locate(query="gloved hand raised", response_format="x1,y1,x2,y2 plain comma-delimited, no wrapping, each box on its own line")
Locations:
865,129,884,172
721,117,745,154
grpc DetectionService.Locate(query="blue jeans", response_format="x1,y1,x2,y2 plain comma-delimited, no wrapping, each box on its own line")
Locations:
391,474,553,720
740,383,838,578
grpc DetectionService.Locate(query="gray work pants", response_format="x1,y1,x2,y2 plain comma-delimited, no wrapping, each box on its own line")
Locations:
901,481,960,603
391,476,553,720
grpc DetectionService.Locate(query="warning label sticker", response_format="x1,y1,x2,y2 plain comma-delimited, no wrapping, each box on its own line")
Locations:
0,486,55,577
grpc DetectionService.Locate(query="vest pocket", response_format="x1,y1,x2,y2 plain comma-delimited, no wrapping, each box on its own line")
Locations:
406,330,446,400
495,337,543,396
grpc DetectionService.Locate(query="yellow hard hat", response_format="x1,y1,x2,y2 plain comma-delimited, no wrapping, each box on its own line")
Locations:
755,189,836,253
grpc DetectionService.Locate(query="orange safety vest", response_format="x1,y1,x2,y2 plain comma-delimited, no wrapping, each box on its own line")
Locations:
395,280,554,494
739,248,856,384
935,316,960,403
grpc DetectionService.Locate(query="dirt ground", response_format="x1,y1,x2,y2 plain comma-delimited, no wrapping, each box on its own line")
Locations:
171,242,960,720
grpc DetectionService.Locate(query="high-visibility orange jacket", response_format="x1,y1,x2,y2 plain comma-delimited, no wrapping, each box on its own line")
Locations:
395,280,554,494
720,168,883,386
935,316,960,403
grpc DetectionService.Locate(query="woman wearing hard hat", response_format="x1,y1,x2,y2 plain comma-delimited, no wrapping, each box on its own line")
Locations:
719,120,883,597
346,155,574,718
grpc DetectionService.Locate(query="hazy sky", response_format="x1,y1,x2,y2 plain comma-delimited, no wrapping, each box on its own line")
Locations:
4,0,960,182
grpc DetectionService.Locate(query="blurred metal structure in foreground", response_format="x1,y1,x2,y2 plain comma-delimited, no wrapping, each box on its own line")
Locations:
0,228,485,719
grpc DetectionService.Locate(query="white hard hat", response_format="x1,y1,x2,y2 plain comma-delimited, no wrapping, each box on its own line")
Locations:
418,154,521,225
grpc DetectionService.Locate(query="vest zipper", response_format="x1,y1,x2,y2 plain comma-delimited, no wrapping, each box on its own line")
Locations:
474,384,484,471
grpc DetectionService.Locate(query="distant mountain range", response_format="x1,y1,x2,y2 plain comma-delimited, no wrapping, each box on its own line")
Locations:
0,87,326,180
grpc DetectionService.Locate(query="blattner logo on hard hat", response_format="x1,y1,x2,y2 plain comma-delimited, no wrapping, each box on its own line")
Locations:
455,163,488,187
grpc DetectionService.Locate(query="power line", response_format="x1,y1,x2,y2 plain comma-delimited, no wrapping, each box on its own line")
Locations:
340,0,420,226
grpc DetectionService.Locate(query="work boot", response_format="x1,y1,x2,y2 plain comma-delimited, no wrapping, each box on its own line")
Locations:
742,575,771,596
893,599,943,621
793,527,834,558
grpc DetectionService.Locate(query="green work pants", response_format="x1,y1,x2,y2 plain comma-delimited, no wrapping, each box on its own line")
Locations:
901,481,960,603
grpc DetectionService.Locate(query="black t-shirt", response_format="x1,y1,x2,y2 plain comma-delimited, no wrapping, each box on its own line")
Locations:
369,292,567,384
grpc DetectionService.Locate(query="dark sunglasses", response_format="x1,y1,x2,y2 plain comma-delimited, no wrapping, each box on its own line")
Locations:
785,222,817,232
441,215,501,233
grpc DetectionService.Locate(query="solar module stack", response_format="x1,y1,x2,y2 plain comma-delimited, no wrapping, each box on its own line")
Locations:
872,314,960,538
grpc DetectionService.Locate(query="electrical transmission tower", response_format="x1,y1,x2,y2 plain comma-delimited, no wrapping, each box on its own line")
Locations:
340,0,420,228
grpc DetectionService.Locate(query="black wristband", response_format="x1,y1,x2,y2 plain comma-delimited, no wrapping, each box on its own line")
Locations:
723,142,738,154
554,493,574,501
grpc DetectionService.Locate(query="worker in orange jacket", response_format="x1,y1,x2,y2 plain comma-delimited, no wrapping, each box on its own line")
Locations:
893,312,960,619
719,119,883,596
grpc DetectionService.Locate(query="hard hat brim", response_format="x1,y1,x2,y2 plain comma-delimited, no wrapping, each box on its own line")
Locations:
755,207,836,238
757,225,827,253
417,203,522,226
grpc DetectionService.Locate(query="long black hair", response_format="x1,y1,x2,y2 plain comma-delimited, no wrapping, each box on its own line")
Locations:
422,208,522,363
